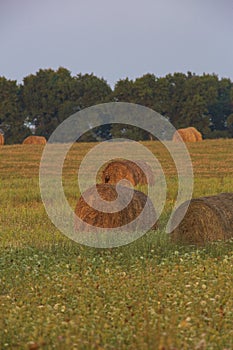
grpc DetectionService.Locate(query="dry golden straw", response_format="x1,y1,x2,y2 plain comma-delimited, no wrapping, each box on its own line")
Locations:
0,133,4,145
101,160,155,186
23,136,47,145
173,127,202,142
170,193,233,245
188,127,203,141
75,183,158,232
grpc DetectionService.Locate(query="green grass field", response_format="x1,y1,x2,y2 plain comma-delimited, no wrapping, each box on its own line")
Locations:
0,140,233,350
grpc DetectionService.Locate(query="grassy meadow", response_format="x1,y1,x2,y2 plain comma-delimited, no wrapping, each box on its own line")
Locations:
0,140,233,349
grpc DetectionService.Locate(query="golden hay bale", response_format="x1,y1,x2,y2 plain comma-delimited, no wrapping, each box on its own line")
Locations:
172,128,197,142
75,184,158,232
187,127,203,141
172,127,202,142
101,160,155,186
170,193,233,245
23,136,47,145
0,133,4,145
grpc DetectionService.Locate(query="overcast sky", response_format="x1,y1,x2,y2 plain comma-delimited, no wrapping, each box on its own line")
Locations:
1,0,233,87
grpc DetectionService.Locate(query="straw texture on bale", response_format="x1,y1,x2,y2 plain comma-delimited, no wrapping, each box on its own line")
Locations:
170,193,233,245
23,136,47,145
101,160,155,186
188,127,203,141
75,184,158,231
0,133,4,145
173,127,202,142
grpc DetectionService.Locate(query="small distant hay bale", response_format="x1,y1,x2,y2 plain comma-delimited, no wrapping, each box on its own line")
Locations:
101,160,155,186
23,136,47,145
0,133,4,145
75,184,158,232
172,128,196,142
173,127,202,142
170,193,233,245
188,127,203,141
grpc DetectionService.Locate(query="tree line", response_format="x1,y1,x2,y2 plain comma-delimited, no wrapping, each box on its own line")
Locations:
0,67,233,144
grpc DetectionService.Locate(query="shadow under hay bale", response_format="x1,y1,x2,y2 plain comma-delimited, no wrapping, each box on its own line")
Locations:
170,193,233,246
23,136,47,145
172,127,202,142
0,133,4,145
75,184,158,232
101,160,155,186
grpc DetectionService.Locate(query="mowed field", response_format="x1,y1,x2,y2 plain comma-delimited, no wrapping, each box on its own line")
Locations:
0,140,233,350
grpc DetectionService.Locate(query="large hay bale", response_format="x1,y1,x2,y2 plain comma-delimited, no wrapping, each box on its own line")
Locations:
23,136,47,145
0,133,4,145
170,193,233,245
101,160,155,186
172,127,202,142
75,184,158,232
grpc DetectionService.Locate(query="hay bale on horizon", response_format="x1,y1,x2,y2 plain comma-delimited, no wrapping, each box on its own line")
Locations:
75,184,158,232
172,127,202,142
173,128,196,142
101,160,155,186
188,127,203,141
23,136,47,145
0,133,4,145
170,193,233,245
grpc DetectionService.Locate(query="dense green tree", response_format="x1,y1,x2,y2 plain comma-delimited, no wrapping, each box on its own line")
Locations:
163,72,187,125
112,75,165,140
73,73,112,109
178,94,210,135
175,74,219,135
132,74,157,108
153,77,171,116
0,77,30,144
112,78,135,102
208,78,233,131
21,68,112,140
21,67,77,139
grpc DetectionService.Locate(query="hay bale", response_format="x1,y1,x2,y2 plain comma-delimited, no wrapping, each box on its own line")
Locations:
101,160,155,186
23,136,47,145
75,184,158,231
187,127,203,141
172,128,196,142
170,193,233,245
0,133,4,145
172,127,202,142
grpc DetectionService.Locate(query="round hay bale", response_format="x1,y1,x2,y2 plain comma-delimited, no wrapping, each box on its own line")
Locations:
170,193,233,245
187,127,203,141
23,136,47,145
0,133,4,145
173,128,195,142
75,184,158,231
172,128,197,142
101,160,155,186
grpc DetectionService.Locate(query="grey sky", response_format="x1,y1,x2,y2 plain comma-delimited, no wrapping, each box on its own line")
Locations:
1,0,233,87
